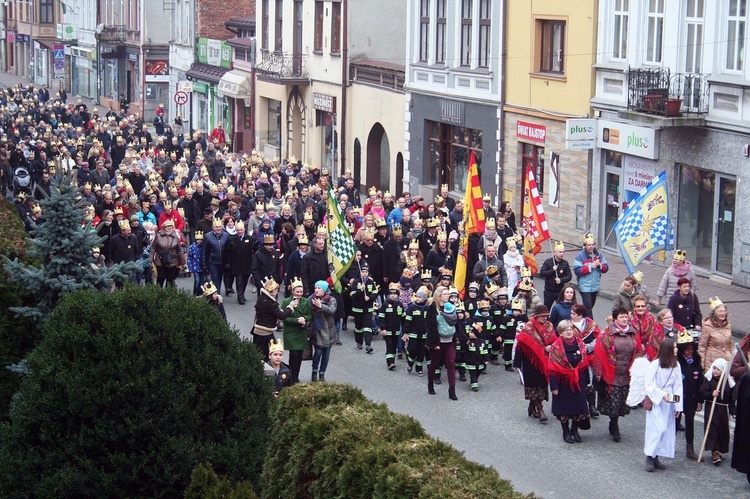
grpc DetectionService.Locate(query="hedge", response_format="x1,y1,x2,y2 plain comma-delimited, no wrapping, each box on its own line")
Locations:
261,383,530,499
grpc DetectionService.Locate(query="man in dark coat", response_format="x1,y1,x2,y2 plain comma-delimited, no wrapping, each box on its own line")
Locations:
202,218,230,294
226,221,256,304
538,241,573,309
285,235,309,296
383,225,409,284
251,234,280,297
109,220,139,284
300,235,329,296
358,231,385,291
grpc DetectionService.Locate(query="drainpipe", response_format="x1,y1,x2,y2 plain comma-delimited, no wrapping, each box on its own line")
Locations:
498,0,507,209
340,0,348,177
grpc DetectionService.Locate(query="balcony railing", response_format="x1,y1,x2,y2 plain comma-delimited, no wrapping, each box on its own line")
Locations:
257,49,308,80
627,67,709,116
98,25,127,44
350,62,405,91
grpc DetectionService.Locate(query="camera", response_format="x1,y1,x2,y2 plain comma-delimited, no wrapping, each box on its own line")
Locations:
666,393,681,403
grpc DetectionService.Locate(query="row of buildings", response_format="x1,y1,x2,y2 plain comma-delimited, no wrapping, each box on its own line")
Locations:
1,0,750,288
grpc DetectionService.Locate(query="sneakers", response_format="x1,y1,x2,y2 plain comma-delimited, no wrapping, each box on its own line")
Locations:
397,352,403,359
471,385,479,392
417,370,424,377
356,344,363,350
366,345,373,354
388,365,396,371
712,451,722,465
407,365,413,373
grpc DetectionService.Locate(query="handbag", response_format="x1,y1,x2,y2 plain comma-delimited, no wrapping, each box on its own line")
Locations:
643,367,673,411
159,251,173,265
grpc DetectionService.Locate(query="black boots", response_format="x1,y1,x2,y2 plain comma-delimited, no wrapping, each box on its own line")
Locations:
653,456,666,470
609,417,621,442
587,390,599,418
561,421,574,444
686,444,698,460
311,371,318,382
448,385,457,401
645,456,655,472
528,400,538,418
571,420,582,442
536,401,548,423
428,380,435,395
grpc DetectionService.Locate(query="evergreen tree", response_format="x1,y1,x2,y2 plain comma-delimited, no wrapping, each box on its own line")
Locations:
2,172,136,325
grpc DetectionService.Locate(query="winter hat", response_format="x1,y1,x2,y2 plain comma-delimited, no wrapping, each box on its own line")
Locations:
315,280,329,293
415,286,429,301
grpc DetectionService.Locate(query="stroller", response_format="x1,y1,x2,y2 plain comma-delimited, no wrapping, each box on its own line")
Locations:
13,166,31,196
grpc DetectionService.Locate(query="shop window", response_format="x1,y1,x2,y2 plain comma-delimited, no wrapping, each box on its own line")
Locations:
522,142,544,194
426,121,482,192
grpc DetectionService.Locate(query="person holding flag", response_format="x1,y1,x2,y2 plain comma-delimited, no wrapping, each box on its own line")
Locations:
454,151,485,299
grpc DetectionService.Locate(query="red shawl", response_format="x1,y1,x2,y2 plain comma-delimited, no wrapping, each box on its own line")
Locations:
516,317,556,376
593,323,643,386
547,336,589,391
630,311,663,361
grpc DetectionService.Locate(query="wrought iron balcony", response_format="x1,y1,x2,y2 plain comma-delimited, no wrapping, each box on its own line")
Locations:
627,67,709,117
256,49,309,81
98,25,127,44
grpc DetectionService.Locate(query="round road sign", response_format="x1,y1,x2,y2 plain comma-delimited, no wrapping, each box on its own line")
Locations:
174,91,188,106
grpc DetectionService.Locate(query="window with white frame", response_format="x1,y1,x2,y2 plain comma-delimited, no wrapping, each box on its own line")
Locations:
460,0,472,66
726,0,746,72
645,0,664,63
419,0,430,63
685,0,704,73
435,0,446,64
478,0,491,67
613,0,629,60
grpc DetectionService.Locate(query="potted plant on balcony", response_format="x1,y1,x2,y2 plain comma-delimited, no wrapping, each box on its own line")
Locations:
665,97,682,116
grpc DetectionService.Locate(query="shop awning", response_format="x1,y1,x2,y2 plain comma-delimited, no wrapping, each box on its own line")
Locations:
186,62,229,84
217,70,252,99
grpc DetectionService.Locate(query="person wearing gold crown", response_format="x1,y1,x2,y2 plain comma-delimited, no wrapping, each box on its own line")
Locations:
698,297,733,372
202,281,227,322
251,233,280,298
378,282,406,371
677,329,704,460
403,286,431,376
574,234,609,319
226,220,255,305
187,230,205,296
268,339,292,398
281,277,313,385
151,218,186,287
424,233,454,285
254,277,298,361
202,216,231,293
539,241,572,310
656,249,697,306
349,261,379,353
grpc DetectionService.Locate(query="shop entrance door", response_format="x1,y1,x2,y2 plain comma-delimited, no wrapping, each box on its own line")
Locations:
602,169,622,251
676,167,735,276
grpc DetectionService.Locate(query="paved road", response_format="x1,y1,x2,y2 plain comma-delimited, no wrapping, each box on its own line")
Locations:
178,277,749,498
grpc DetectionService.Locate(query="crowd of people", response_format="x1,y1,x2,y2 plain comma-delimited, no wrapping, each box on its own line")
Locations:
3,82,750,481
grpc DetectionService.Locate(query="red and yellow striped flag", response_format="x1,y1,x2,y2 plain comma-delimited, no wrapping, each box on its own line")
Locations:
455,151,485,298
522,165,551,274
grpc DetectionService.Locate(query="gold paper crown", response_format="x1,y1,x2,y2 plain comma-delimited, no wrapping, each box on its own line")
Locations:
440,267,453,277
83,182,92,190
374,217,387,228
384,190,391,197
449,286,459,296
709,296,724,312
498,286,509,297
408,240,419,250
674,249,686,262
402,268,414,279
235,220,245,231
436,231,447,242
554,241,565,252
303,212,313,221
584,233,595,245
511,297,526,312
392,225,403,235
519,278,533,291
388,282,401,292
676,329,693,345
290,276,303,289
520,267,532,278
92,246,100,253
486,265,500,276
468,281,480,291
212,218,223,228
262,276,279,293
486,282,500,296
426,217,439,228
483,193,491,202
316,225,327,236
485,218,496,229
477,299,491,309
202,281,218,297
263,234,275,244
631,271,643,283
256,202,266,211
434,195,444,205
297,235,309,245
118,220,130,230
194,231,204,240
269,338,284,354
368,186,377,196
421,269,432,280
113,207,124,216
505,236,517,247
441,184,449,191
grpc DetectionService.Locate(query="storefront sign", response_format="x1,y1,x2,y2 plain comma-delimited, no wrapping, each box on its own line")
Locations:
623,155,658,204
145,60,170,81
598,119,659,160
313,92,336,113
565,118,597,149
16,34,29,43
192,82,208,94
127,53,138,62
6,31,14,43
56,23,75,41
440,100,464,125
517,120,546,143
197,38,232,69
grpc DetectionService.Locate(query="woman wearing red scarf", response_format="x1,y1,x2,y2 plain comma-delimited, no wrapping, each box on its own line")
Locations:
514,304,557,423
594,307,644,442
549,320,591,443
630,295,664,360
571,303,602,418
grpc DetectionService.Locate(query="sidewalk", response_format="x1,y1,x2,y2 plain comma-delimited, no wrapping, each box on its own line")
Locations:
0,71,98,110
533,245,750,337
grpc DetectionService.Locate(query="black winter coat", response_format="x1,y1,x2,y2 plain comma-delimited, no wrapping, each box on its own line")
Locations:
539,256,572,296
252,247,279,287
300,249,329,296
254,289,293,330
228,234,256,275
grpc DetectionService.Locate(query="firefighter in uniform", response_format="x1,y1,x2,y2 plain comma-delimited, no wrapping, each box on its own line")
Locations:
402,286,430,376
349,261,379,352
378,282,405,370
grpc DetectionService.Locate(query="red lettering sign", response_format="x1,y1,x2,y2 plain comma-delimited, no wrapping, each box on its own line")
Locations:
516,120,546,143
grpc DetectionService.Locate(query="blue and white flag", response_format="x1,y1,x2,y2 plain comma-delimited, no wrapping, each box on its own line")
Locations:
613,171,675,274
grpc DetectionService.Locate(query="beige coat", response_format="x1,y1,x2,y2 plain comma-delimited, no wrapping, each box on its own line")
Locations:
698,316,733,372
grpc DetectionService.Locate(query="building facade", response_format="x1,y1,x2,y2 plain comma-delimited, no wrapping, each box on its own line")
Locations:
4,0,60,85
404,0,503,204
502,1,598,244
60,0,97,100
221,15,256,153
592,0,750,285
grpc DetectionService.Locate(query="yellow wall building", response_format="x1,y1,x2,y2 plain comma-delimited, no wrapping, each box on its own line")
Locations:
502,0,598,247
